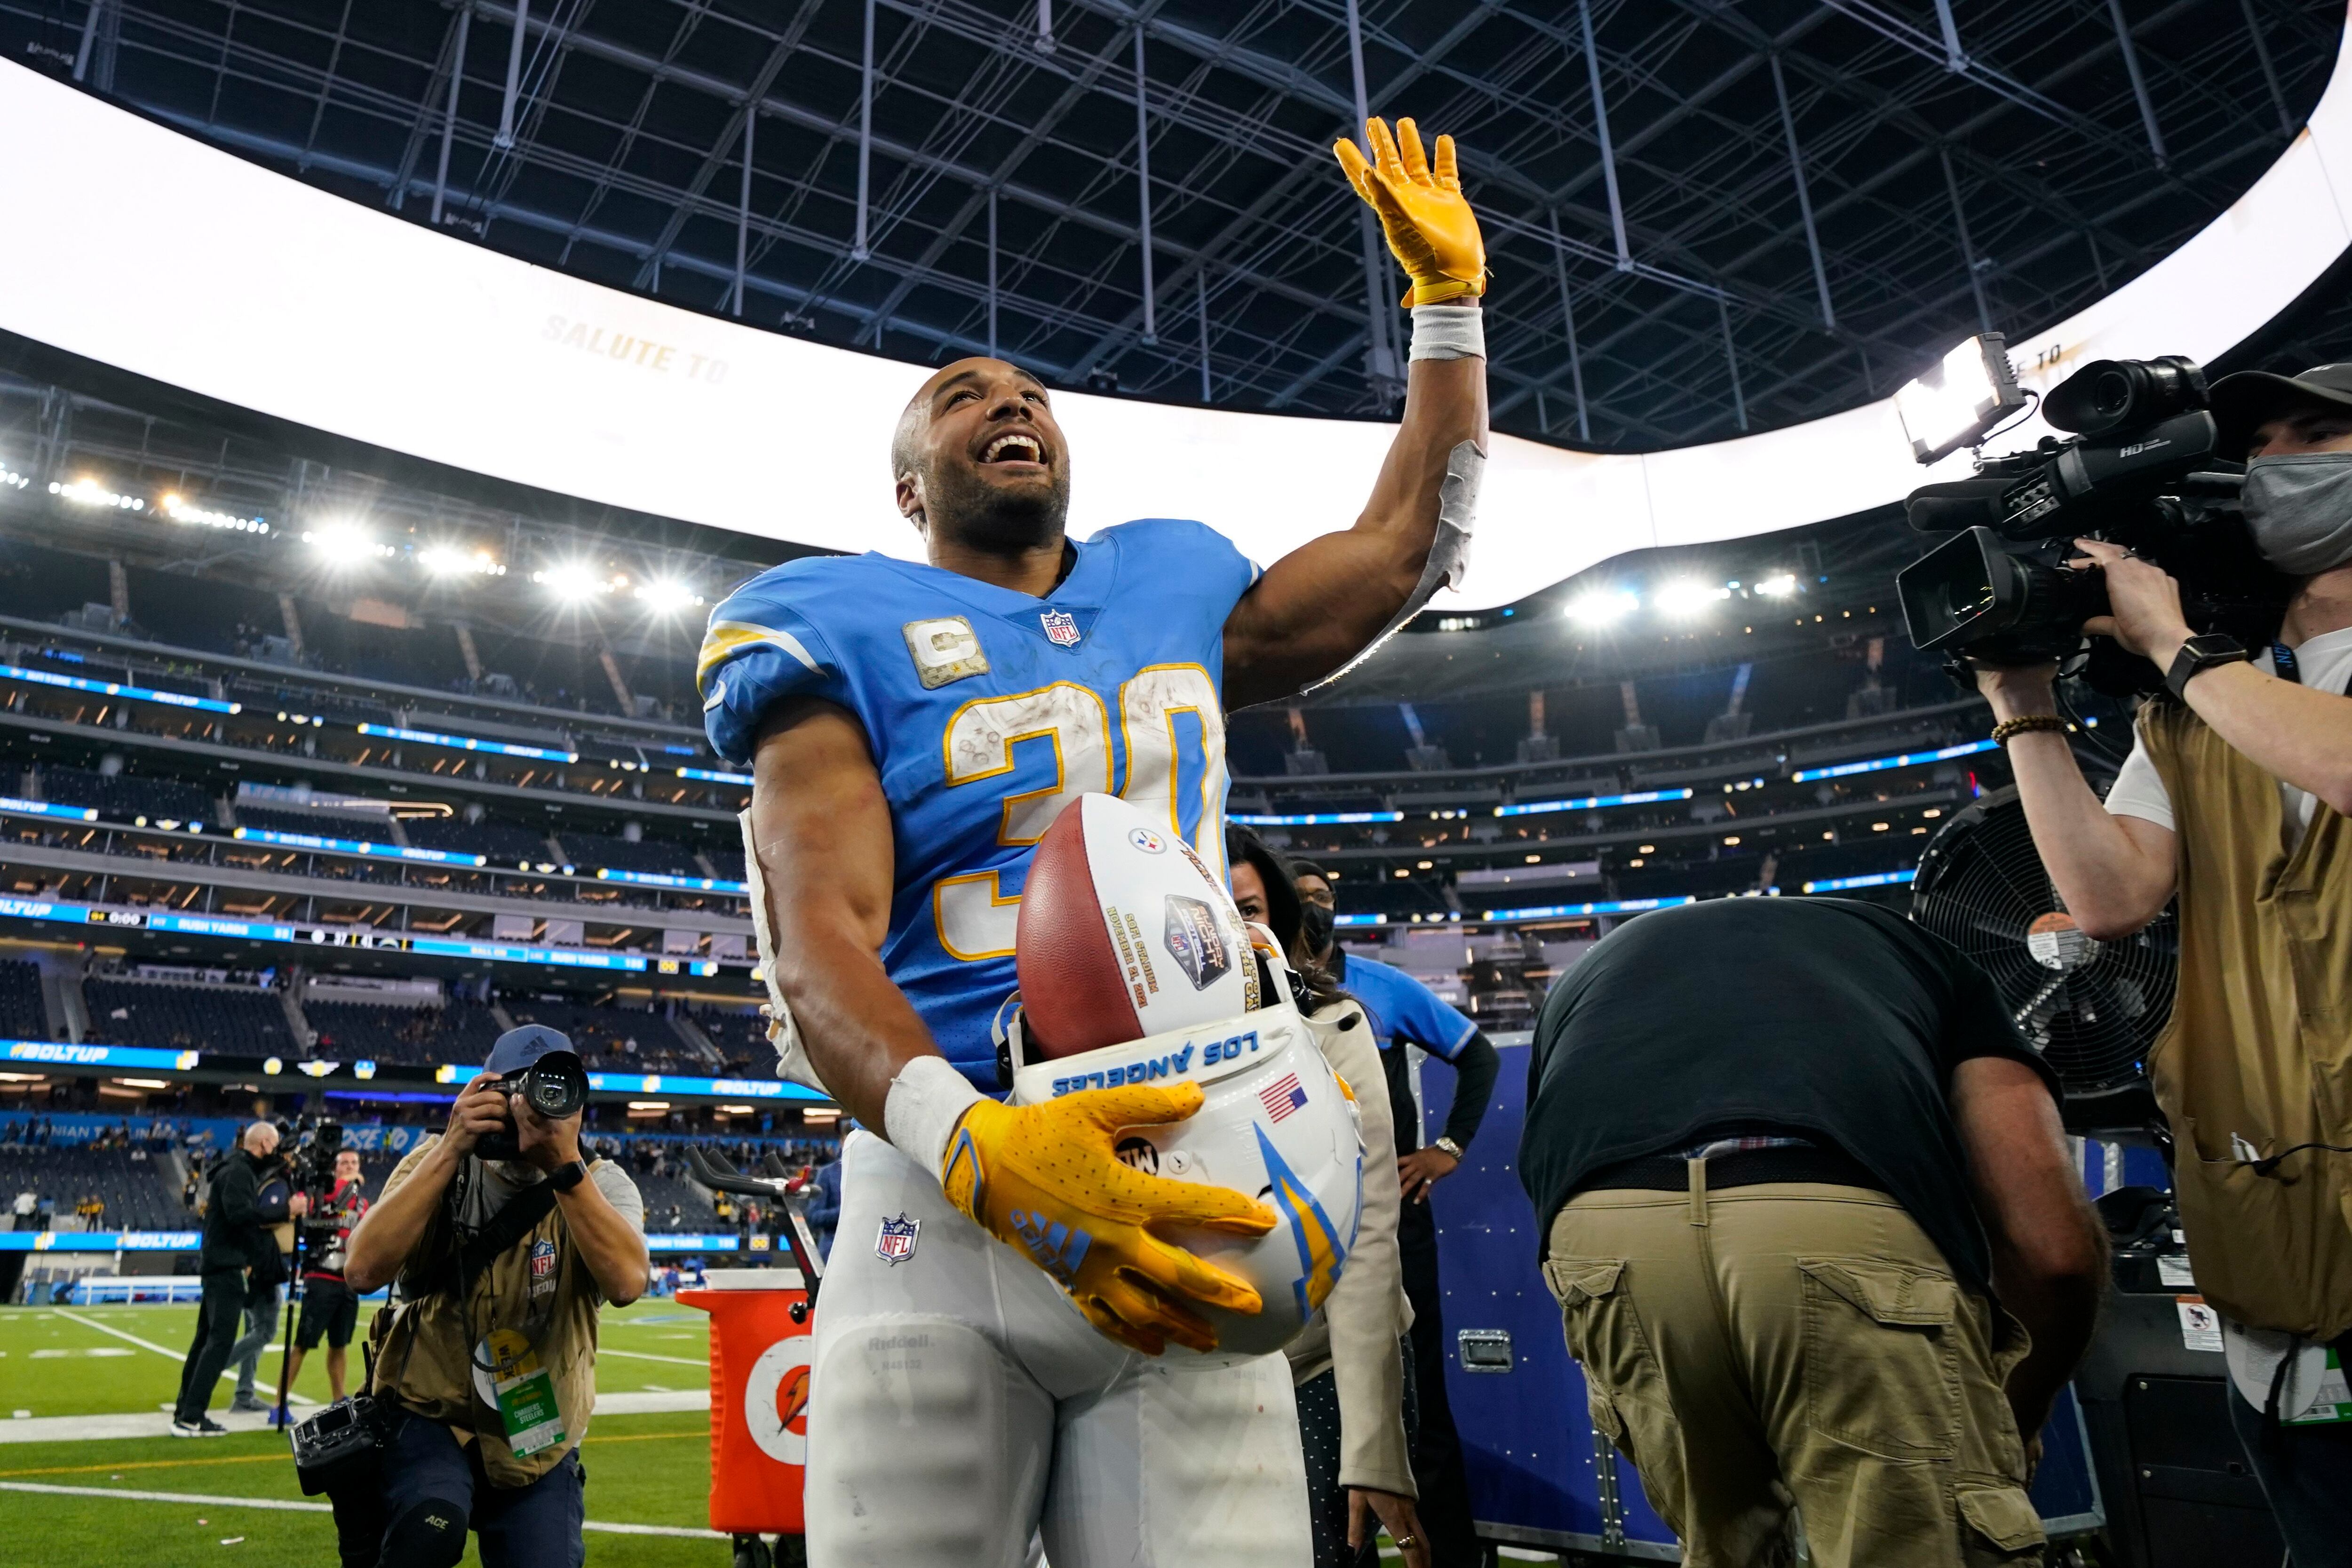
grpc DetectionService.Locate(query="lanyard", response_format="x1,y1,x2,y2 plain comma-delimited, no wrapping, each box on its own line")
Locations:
2273,642,2302,684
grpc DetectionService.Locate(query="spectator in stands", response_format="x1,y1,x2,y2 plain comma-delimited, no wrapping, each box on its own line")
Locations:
174,1122,307,1436
1521,898,2105,1566
343,1026,648,1568
10,1186,33,1230
286,1147,371,1403
1290,860,1497,1568
1975,365,2352,1564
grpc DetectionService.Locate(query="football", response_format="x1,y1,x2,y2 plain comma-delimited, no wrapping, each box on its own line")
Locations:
1016,793,1263,1059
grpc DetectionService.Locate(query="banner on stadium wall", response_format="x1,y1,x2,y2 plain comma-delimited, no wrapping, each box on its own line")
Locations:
0,27,2348,608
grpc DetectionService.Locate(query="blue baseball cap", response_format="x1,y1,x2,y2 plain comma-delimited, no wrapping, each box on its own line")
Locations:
483,1024,579,1077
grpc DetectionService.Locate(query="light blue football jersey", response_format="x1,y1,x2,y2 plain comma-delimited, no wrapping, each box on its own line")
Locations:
700,519,1259,1090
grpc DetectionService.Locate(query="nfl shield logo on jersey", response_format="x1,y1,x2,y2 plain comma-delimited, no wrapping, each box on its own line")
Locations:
875,1212,920,1265
1040,608,1081,647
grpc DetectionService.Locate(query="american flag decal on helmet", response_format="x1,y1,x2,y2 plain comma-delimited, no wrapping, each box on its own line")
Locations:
1259,1072,1308,1123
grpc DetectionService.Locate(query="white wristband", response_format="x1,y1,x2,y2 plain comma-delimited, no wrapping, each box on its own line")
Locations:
1408,303,1485,362
883,1055,985,1179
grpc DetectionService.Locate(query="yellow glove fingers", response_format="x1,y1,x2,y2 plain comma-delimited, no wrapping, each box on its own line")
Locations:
1433,133,1461,192
1073,1292,1167,1358
1395,118,1431,186
1100,1271,1221,1355
1066,1080,1205,1135
1333,137,1373,193
1367,116,1406,187
1127,1229,1266,1316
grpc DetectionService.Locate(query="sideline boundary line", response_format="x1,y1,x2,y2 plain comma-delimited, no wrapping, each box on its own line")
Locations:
0,1480,727,1537
51,1308,316,1405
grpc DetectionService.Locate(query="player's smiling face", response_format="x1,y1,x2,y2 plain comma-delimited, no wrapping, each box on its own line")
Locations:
897,358,1072,554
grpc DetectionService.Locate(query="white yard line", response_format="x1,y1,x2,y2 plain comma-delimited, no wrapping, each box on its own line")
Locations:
594,1347,705,1366
51,1308,315,1405
0,1480,725,1538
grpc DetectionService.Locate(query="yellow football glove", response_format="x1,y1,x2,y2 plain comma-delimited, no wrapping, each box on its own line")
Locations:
1334,116,1486,307
940,1082,1275,1356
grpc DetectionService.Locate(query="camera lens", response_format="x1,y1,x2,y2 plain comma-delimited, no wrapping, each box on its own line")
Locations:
2091,368,2132,422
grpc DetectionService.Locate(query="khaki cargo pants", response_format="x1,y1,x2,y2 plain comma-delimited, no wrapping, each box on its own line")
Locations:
1543,1172,2045,1568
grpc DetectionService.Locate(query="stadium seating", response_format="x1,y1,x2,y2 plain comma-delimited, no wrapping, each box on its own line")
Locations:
501,998,711,1075
302,999,506,1067
557,833,704,878
691,1007,772,1075
0,960,50,1040
0,1145,186,1231
401,818,560,865
39,766,214,825
82,978,296,1054
233,805,399,840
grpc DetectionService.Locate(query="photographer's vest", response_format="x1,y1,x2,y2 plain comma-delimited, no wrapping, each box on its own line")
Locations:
368,1139,604,1485
2142,701,2352,1338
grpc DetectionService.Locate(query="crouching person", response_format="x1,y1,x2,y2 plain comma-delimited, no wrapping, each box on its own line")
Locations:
1520,899,2106,1567
343,1027,649,1568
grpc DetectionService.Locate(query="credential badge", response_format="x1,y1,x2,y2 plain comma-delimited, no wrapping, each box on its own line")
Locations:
1040,608,1081,648
876,1212,920,1264
903,617,990,689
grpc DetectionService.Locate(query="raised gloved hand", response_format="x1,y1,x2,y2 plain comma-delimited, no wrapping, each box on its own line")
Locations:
940,1082,1275,1355
1334,117,1486,307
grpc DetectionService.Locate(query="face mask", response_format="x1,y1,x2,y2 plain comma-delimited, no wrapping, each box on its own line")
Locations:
1298,900,1335,955
2241,451,2352,575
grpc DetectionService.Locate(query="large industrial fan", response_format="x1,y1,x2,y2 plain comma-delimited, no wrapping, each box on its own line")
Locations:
1910,786,2175,1132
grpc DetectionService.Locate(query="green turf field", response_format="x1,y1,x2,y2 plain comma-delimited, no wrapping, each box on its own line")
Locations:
0,1300,710,1416
0,1302,1416,1565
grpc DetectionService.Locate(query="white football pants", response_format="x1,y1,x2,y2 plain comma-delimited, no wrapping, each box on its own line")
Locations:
804,1129,1313,1568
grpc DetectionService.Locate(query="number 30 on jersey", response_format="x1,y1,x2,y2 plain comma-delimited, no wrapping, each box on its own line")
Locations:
933,664,1225,962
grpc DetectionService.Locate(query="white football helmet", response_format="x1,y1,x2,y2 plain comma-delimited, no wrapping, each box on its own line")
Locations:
1006,993,1364,1365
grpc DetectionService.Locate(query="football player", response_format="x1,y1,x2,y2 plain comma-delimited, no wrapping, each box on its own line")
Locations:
701,119,1488,1568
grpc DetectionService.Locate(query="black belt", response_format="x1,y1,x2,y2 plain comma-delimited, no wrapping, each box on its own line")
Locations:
1576,1143,1884,1195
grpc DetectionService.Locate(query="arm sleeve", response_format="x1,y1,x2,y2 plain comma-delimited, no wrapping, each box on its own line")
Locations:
697,578,848,768
214,1160,262,1228
2102,733,2174,830
1303,1003,1416,1496
1440,1031,1501,1151
1941,955,2065,1106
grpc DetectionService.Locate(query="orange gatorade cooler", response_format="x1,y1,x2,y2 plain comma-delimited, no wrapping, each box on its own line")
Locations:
680,1267,814,1537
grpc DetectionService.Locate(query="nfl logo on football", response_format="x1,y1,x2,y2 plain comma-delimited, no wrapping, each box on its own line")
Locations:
875,1212,921,1265
1040,608,1081,647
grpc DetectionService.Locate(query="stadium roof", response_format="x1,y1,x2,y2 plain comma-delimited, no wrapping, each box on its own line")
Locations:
4,0,2340,449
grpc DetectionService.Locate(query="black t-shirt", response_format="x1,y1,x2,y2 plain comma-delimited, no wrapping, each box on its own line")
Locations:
1520,897,2061,1289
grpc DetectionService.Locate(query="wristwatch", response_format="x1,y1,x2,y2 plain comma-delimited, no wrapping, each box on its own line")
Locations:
2165,633,2250,701
1432,1137,1464,1161
549,1158,590,1194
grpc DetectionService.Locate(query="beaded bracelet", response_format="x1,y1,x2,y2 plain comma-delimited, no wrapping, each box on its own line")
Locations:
1991,715,2070,745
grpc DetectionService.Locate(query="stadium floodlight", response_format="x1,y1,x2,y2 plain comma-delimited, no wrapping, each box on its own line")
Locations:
533,562,605,601
1893,334,2026,465
161,493,268,533
635,578,702,613
420,544,505,577
1565,589,1638,625
302,521,393,563
50,477,144,512
1755,572,1798,597
1655,579,1732,617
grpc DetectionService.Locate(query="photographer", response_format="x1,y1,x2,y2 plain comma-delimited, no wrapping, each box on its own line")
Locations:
1977,363,2352,1564
229,1142,299,1414
173,1121,308,1436
287,1147,370,1403
343,1027,646,1568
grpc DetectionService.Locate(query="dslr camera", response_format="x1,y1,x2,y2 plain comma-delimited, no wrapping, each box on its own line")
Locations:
1895,345,2293,694
474,1051,590,1161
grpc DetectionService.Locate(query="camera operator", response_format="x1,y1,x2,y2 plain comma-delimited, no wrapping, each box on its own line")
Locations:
343,1026,647,1568
287,1147,370,1403
173,1121,309,1436
1976,364,2352,1564
229,1134,300,1414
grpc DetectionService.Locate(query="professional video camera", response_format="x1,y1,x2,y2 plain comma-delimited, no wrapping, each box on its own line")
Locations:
474,1051,590,1161
1893,339,2293,694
